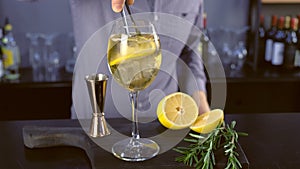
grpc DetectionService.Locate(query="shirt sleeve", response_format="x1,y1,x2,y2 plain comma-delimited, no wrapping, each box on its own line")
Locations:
178,1,207,95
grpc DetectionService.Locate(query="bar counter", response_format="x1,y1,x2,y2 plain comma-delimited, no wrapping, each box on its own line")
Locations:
1,66,300,120
0,113,299,169
0,68,73,120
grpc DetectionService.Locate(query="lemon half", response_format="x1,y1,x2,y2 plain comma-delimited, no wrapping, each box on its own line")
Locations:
190,109,224,134
157,92,198,130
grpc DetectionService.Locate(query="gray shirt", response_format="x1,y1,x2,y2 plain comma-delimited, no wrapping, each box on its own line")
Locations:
70,0,206,119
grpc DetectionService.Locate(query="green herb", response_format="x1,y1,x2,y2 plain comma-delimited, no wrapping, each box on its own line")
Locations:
173,121,248,169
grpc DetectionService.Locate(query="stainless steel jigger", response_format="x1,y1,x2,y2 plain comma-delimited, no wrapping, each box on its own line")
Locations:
85,73,110,138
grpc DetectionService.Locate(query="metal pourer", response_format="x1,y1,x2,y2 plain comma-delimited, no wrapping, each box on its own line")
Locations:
85,73,110,137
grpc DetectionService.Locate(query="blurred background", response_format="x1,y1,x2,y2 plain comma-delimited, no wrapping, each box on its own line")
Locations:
0,0,300,120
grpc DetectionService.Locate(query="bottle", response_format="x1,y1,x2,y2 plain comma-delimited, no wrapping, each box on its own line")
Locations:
1,17,20,80
297,15,300,38
199,12,210,64
0,27,4,79
283,17,298,69
294,15,300,68
271,16,286,67
264,15,277,64
283,16,291,33
257,14,266,68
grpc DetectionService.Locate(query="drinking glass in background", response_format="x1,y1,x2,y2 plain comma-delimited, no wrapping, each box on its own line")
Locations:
230,41,247,70
26,33,44,81
65,33,77,73
42,33,61,81
65,46,77,73
209,27,249,71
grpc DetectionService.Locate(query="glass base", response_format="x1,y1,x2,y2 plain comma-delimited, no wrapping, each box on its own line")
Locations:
112,137,160,161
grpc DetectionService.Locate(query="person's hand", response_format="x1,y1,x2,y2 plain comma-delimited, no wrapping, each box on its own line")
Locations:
112,0,134,13
192,91,211,115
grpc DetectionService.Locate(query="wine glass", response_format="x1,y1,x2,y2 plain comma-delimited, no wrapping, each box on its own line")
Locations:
26,33,44,81
42,33,61,81
107,18,161,161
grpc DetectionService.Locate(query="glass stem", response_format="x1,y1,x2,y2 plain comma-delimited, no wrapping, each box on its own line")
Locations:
129,91,140,140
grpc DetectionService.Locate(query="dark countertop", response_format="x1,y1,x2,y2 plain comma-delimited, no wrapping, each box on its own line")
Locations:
227,113,300,169
0,113,300,169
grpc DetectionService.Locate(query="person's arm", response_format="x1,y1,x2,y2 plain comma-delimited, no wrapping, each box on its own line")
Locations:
111,0,134,12
180,44,210,115
179,2,210,115
193,91,210,115
193,6,210,115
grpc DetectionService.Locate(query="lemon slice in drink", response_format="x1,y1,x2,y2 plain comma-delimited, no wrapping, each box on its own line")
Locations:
157,92,198,130
190,109,224,134
109,35,157,66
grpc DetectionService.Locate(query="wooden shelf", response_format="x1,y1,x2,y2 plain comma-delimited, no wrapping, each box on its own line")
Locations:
262,0,300,3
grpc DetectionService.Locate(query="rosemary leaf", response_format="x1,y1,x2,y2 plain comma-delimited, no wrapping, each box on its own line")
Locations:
189,133,207,139
184,138,198,143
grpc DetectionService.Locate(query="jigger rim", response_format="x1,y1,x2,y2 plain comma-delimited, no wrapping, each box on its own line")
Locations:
85,73,109,82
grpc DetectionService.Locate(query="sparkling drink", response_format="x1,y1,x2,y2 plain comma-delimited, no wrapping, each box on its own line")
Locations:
107,33,161,91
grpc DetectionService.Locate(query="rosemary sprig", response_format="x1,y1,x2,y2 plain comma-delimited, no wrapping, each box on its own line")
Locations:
173,121,248,169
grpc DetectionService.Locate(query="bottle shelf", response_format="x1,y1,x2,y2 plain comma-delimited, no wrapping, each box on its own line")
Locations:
262,0,300,3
